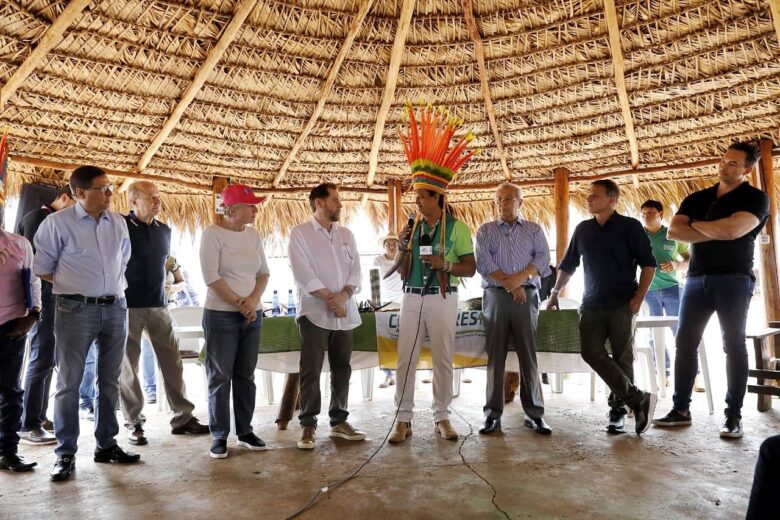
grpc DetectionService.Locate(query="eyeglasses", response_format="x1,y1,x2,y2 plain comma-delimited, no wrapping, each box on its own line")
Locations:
86,184,114,194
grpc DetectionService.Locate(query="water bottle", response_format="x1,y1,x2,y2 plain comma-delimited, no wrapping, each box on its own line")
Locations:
287,289,296,316
271,290,281,317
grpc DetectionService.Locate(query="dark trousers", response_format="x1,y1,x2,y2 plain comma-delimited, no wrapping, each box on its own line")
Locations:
297,316,352,428
483,287,544,420
0,320,29,455
579,304,643,411
21,280,56,430
747,434,780,519
673,274,753,419
203,309,260,440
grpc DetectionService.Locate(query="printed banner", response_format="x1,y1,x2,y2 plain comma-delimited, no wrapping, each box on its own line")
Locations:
375,310,490,369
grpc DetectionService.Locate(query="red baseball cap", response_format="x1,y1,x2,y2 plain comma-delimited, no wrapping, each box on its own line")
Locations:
222,184,266,206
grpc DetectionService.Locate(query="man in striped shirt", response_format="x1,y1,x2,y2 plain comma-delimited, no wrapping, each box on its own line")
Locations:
475,182,552,436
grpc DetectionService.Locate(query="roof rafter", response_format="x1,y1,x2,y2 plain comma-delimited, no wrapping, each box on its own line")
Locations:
462,0,511,181
272,0,375,187
134,0,257,174
365,0,416,188
0,0,92,111
603,0,640,168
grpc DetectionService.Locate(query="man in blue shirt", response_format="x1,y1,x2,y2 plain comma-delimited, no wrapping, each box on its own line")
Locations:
34,165,140,482
475,182,552,436
547,179,658,436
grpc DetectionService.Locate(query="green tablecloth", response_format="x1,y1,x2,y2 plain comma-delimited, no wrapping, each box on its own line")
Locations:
260,313,377,353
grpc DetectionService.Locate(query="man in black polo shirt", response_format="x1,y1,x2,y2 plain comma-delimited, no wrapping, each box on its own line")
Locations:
547,179,658,435
16,184,73,445
120,181,208,445
654,143,769,438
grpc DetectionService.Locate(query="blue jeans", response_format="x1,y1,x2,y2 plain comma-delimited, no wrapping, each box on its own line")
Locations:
203,310,261,440
645,285,681,376
21,281,56,430
79,344,97,411
0,320,27,455
53,297,128,457
673,274,754,418
141,335,157,398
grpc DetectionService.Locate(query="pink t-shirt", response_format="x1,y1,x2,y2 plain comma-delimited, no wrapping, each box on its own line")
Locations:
0,230,39,326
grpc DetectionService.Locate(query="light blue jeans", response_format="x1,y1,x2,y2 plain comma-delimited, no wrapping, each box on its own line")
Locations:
141,335,157,398
53,297,128,456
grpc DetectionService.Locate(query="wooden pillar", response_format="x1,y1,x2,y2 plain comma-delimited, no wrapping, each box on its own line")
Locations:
757,139,780,360
387,180,398,235
212,176,228,224
554,167,570,297
392,179,404,234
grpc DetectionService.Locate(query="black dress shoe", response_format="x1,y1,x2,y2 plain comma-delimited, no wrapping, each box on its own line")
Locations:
171,417,210,435
94,445,141,464
523,416,552,435
50,455,75,482
478,417,501,435
0,453,37,472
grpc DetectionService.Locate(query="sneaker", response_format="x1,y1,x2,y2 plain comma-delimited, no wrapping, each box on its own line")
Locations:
297,426,316,450
145,394,157,404
329,421,366,441
388,422,412,444
210,439,228,459
237,432,267,450
41,419,54,432
127,425,147,446
693,375,706,393
435,419,458,441
18,428,57,445
653,409,692,427
379,375,395,389
719,416,743,439
606,409,626,435
79,408,94,421
633,391,657,435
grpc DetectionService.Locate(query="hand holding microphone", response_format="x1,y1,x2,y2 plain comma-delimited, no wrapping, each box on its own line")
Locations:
398,214,416,250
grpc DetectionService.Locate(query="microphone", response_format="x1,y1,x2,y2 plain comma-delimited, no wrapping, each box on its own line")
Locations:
400,213,416,251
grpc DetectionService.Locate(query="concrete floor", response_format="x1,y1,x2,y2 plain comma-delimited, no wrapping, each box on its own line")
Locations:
1,367,777,520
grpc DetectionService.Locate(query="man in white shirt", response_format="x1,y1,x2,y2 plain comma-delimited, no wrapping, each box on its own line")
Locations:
288,183,366,450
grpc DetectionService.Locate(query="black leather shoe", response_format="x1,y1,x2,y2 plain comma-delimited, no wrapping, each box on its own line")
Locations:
478,417,501,435
171,417,210,435
523,416,552,435
50,455,75,481
0,453,37,472
94,445,141,464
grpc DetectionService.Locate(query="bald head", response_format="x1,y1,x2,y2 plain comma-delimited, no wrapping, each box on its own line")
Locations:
128,181,161,223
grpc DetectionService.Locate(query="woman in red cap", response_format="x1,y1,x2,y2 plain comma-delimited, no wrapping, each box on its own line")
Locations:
199,184,270,459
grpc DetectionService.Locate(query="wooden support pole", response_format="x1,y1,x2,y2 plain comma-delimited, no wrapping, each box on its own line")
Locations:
758,139,780,359
387,180,398,235
553,167,570,296
212,176,229,223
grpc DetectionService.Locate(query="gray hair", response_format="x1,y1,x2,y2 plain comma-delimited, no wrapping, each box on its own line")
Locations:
496,181,523,200
127,180,156,202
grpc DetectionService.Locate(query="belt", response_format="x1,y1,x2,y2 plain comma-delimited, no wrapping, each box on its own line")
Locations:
404,286,457,295
60,294,117,305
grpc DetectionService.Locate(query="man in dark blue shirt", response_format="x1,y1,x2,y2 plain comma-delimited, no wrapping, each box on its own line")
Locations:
16,184,73,445
547,179,657,435
654,142,770,438
119,181,208,446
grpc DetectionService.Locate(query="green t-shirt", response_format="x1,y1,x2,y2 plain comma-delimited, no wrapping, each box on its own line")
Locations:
408,214,473,288
647,225,689,292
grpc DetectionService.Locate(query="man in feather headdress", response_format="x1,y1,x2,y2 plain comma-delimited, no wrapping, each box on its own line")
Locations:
388,103,477,444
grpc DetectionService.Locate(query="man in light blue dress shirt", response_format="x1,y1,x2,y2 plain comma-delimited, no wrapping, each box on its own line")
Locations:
475,182,552,436
33,165,140,482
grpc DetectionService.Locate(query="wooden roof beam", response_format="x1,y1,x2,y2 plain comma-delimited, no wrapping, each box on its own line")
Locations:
462,0,511,181
769,0,780,45
134,0,257,175
365,0,416,188
603,0,640,168
272,0,374,187
0,0,92,111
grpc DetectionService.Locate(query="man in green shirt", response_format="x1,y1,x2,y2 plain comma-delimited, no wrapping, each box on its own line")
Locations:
640,200,690,385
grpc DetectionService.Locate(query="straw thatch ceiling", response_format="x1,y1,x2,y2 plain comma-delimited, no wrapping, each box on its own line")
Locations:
2,0,780,233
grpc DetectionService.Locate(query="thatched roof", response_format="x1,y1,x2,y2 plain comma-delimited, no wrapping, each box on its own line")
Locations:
2,0,780,234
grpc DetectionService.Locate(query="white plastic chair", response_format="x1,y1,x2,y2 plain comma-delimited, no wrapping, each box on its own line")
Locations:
167,306,209,411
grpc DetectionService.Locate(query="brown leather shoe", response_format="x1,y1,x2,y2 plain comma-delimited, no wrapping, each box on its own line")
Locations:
435,419,458,441
297,426,316,450
171,417,210,435
388,422,412,444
